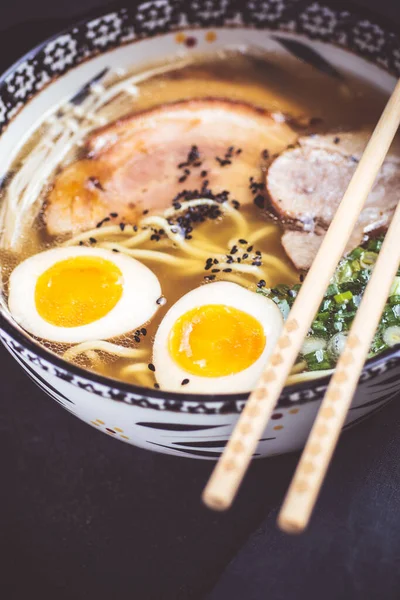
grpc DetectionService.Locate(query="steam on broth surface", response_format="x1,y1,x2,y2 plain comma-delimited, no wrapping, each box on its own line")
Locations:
1,49,398,392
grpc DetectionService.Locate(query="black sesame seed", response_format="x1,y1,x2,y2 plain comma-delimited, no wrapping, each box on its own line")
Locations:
141,328,147,336
257,279,266,288
247,246,253,252
79,241,84,246
110,212,118,218
205,263,212,270
142,209,149,215
200,170,208,177
181,378,190,386
211,269,220,273
255,250,262,256
236,148,242,154
213,259,219,264
239,239,247,244
119,223,126,231
204,275,216,281
154,383,160,389
112,249,120,253
133,225,138,232
89,237,97,244
186,235,193,240
216,157,232,167
334,136,340,144
223,268,232,272
134,335,141,343
262,149,269,160
300,274,305,282
230,246,238,254
148,363,156,372
243,253,249,259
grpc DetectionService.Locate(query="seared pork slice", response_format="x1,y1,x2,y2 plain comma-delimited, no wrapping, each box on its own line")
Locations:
267,131,400,269
281,231,323,272
46,98,297,236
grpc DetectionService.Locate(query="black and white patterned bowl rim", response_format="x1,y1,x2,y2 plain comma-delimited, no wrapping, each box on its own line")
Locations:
0,0,400,415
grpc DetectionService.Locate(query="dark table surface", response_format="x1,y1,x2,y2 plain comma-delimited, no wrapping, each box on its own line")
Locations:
1,2,400,599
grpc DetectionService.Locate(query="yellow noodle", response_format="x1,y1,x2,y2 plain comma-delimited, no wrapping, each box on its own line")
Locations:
120,364,155,387
140,215,220,260
120,228,153,248
289,360,307,375
98,243,203,270
218,262,265,279
219,273,256,287
64,341,148,361
262,254,298,280
85,350,104,369
286,368,334,385
246,225,277,245
119,362,150,374
63,225,130,247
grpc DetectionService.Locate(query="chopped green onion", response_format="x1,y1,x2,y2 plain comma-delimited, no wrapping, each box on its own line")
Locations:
360,251,377,269
301,336,327,356
277,299,290,320
325,283,339,297
336,262,353,283
303,349,332,371
367,238,383,252
390,276,400,297
327,332,348,360
334,290,353,304
348,247,363,259
383,326,400,347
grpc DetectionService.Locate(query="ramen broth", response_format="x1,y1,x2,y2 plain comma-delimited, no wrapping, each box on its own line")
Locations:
0,50,392,389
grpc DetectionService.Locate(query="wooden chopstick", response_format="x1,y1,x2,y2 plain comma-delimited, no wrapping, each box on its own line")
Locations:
202,79,400,512
278,199,400,533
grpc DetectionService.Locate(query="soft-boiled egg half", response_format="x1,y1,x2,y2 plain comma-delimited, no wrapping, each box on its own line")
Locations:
153,281,283,393
8,246,161,343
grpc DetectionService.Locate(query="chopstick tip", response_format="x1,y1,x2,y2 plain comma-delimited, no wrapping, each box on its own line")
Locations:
277,512,307,535
202,489,232,511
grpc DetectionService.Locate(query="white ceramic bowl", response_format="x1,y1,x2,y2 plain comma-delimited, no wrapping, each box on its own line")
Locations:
1,1,400,459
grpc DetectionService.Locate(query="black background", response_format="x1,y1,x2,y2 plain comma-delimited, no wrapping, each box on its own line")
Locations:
1,2,400,599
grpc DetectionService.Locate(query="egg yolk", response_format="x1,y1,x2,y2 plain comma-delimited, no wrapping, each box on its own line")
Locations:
35,256,123,327
168,304,266,377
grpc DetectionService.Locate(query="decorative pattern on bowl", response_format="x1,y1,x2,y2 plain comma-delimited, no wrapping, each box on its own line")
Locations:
0,0,399,458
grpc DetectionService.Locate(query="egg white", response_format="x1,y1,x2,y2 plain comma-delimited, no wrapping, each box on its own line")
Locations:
153,281,283,393
8,246,161,344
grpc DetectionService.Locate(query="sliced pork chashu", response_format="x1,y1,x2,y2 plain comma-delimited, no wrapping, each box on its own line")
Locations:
45,98,297,236
266,131,400,270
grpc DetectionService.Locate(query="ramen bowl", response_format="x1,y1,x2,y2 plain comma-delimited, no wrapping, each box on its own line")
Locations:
1,1,400,459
